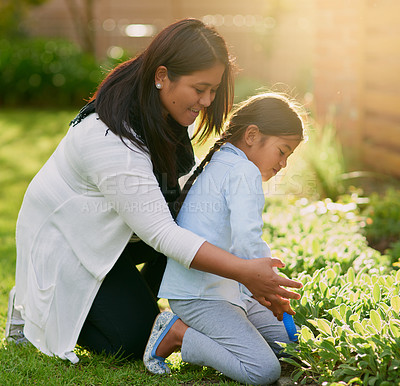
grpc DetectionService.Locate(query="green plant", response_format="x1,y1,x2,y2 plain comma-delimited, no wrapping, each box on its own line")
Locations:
283,267,400,385
388,240,400,270
0,38,129,107
263,195,391,278
0,0,49,38
362,189,400,263
304,124,347,201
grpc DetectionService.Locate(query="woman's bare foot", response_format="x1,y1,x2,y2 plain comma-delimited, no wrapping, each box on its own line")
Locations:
155,317,188,358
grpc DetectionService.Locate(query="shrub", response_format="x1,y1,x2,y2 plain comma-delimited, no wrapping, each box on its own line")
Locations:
388,240,400,270
362,189,400,264
263,195,391,278
303,123,347,201
0,38,128,107
283,267,400,385
263,195,397,384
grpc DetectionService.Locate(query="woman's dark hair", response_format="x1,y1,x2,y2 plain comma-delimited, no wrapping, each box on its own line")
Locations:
92,18,234,184
176,93,305,211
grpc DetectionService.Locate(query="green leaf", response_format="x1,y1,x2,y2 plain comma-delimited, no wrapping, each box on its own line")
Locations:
347,267,355,284
326,268,336,282
371,274,378,284
348,378,363,385
292,369,304,382
372,282,381,303
349,313,359,323
319,339,337,354
300,326,315,341
370,309,382,332
333,262,341,276
379,303,390,313
385,275,394,287
282,357,302,368
338,365,358,376
317,318,332,336
389,320,400,338
312,238,320,255
396,269,400,283
363,274,372,285
366,323,377,335
330,308,342,322
319,280,328,295
339,304,347,318
353,321,365,335
307,319,318,328
391,295,400,314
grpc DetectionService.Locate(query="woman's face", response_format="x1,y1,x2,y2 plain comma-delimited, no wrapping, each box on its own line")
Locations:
157,62,225,126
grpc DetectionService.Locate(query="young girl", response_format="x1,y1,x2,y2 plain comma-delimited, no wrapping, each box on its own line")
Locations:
144,93,304,384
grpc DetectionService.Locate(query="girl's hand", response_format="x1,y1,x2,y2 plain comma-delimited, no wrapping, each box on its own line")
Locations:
253,295,296,321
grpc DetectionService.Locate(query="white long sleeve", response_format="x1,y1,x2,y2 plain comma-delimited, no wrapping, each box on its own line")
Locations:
14,113,205,362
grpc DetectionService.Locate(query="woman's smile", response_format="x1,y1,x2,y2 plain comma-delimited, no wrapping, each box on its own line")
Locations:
158,62,225,126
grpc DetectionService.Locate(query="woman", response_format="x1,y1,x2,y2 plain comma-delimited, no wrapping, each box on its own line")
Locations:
6,18,301,364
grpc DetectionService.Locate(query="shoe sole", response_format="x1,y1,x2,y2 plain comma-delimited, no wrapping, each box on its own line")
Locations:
5,286,16,338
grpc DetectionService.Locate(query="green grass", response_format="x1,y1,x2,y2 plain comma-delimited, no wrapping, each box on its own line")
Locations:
0,109,74,325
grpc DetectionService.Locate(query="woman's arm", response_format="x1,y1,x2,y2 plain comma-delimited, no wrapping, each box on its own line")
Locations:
191,241,301,319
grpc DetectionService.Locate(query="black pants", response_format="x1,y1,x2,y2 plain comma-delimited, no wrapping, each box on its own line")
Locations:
77,241,167,360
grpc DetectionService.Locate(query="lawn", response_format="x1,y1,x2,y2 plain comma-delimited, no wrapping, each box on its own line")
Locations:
1,109,399,385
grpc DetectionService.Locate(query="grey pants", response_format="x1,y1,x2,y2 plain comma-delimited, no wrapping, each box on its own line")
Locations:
170,297,293,385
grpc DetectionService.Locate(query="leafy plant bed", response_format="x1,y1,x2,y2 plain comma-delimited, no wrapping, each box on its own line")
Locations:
283,268,400,385
361,189,400,268
262,195,399,385
263,195,392,278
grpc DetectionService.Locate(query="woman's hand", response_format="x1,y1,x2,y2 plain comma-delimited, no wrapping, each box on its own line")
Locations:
242,257,301,299
241,257,301,319
191,243,302,320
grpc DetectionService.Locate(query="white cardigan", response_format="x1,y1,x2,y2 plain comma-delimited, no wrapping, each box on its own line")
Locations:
14,114,205,363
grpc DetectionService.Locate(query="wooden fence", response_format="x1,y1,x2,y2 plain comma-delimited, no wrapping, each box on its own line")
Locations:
313,0,400,177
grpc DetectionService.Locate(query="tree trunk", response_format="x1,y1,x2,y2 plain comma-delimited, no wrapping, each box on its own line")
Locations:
64,0,95,55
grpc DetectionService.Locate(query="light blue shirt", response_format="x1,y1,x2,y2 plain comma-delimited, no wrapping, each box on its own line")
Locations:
158,143,271,309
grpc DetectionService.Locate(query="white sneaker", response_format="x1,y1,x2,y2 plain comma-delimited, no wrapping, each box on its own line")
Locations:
5,287,28,345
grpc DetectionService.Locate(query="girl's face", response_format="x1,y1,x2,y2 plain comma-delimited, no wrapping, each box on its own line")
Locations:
244,130,301,182
156,62,225,126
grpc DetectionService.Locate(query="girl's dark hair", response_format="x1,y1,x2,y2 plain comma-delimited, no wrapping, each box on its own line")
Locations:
92,18,234,184
176,93,305,211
